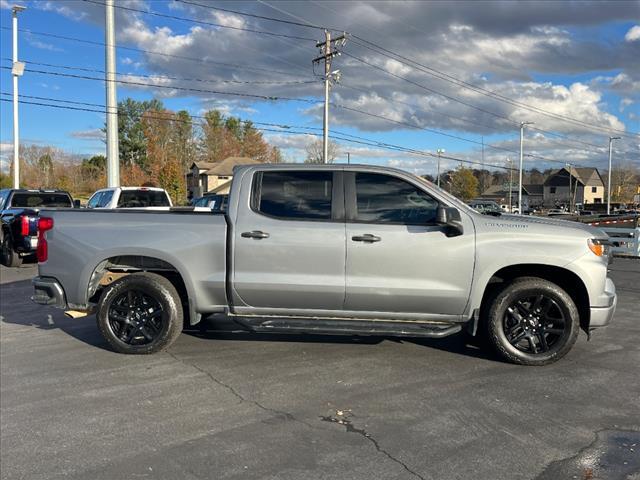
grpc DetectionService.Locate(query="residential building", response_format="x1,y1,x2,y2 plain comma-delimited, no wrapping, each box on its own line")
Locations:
479,184,543,211
543,167,604,207
187,157,261,199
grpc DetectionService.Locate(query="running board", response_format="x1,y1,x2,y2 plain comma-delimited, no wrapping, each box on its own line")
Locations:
231,317,462,338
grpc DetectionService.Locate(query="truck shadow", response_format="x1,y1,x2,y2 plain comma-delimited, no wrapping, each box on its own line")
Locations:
1,278,496,362
0,279,112,352
183,316,496,362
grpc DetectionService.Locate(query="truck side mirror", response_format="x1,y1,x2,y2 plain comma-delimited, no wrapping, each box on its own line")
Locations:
436,205,464,237
73,199,81,208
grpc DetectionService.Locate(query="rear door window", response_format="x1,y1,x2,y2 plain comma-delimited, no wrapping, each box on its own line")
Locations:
255,171,333,220
117,190,171,208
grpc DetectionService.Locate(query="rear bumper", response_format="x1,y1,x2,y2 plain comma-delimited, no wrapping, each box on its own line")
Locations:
31,276,67,309
589,277,617,328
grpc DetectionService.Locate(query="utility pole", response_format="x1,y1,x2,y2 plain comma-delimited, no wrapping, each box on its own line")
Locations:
347,152,350,164
436,149,445,187
607,136,621,215
480,135,485,193
507,157,513,213
313,30,346,163
567,163,572,212
105,0,120,187
518,121,534,215
11,5,26,189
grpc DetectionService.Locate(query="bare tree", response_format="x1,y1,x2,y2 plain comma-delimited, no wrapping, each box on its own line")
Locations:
304,139,340,164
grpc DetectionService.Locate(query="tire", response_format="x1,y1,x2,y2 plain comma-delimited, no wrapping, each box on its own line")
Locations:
484,277,580,366
1,233,22,268
96,272,183,354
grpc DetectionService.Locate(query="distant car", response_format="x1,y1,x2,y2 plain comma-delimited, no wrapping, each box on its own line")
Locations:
191,194,228,212
579,210,597,216
0,188,74,267
87,187,172,209
547,209,572,217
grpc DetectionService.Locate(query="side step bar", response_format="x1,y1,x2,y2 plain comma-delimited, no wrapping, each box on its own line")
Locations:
231,317,462,339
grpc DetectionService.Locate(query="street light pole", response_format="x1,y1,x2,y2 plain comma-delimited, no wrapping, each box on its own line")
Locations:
518,121,534,215
607,136,621,215
105,0,120,187
11,4,26,189
507,158,513,213
436,148,445,187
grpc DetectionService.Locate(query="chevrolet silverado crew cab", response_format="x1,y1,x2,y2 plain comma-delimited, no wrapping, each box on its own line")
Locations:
31,165,617,365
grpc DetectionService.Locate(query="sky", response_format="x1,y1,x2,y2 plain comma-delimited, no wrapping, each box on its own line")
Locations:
0,0,639,177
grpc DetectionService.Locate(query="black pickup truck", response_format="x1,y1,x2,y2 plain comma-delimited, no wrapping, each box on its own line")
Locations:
0,189,75,267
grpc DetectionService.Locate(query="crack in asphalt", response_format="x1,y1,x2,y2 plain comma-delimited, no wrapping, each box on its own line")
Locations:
165,350,313,428
320,414,427,480
166,351,426,478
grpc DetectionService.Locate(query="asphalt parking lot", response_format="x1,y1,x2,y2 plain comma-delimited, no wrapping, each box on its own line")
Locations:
1,261,639,480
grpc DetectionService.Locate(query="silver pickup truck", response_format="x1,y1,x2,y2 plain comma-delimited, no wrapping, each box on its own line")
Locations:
32,164,617,365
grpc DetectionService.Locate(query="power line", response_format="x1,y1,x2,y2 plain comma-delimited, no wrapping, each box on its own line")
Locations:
0,26,312,78
177,0,325,31
348,35,637,138
1,57,319,86
0,95,516,171
197,0,634,138
0,63,583,165
80,0,318,42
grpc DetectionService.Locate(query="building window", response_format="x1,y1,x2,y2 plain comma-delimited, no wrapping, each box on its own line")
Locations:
550,187,556,194
591,186,597,193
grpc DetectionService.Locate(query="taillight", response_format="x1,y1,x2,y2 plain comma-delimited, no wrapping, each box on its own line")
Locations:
37,217,54,263
21,215,30,236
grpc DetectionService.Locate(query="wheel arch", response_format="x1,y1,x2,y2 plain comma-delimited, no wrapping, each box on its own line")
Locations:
86,254,199,325
478,264,591,334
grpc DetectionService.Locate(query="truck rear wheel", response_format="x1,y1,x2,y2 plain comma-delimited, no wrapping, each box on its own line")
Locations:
97,272,183,354
1,234,22,268
484,277,580,366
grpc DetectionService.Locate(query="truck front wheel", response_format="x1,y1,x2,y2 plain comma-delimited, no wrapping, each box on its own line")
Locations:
97,272,183,354
484,277,580,366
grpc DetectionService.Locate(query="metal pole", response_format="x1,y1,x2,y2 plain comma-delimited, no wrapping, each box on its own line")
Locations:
607,136,620,215
518,122,533,215
436,148,444,187
105,0,120,187
567,164,572,212
508,158,513,213
347,152,350,164
322,30,330,164
11,6,25,189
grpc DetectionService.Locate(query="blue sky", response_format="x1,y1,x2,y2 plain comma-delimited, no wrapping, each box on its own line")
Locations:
1,0,638,175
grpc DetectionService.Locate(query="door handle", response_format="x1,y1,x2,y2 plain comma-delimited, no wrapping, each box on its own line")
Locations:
241,230,270,239
352,234,381,243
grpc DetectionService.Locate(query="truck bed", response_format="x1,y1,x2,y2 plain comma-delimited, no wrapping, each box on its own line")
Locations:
38,209,228,315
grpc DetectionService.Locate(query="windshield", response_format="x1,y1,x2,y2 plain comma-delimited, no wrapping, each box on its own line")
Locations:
10,192,73,208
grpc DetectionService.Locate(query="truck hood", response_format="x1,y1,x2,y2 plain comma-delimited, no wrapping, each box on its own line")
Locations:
478,213,606,238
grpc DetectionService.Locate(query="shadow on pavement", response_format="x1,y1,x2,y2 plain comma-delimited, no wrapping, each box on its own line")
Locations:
1,277,497,362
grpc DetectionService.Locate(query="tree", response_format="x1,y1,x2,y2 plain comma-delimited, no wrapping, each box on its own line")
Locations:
304,138,339,164
114,98,164,169
448,166,479,201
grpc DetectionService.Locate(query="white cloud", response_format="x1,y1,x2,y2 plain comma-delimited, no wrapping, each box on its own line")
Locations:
624,25,640,42
70,129,104,141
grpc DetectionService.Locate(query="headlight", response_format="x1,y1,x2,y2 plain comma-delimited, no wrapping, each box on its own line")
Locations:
588,238,610,257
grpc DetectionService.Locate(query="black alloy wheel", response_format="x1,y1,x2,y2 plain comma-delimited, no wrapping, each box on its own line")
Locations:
107,289,165,345
484,277,580,366
502,294,567,354
97,272,183,354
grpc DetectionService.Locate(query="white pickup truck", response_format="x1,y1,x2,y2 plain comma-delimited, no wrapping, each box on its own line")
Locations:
31,164,617,365
87,187,172,209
